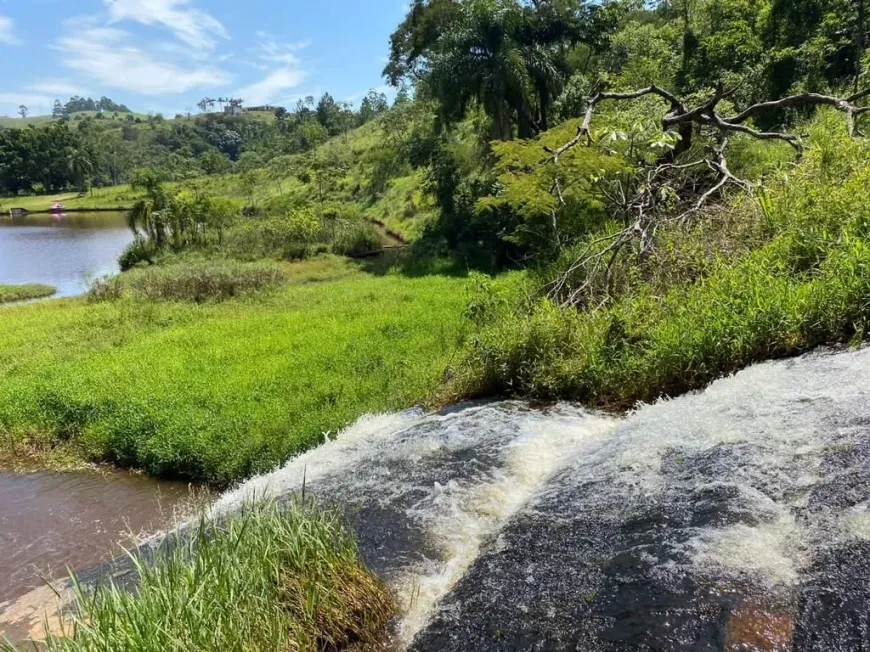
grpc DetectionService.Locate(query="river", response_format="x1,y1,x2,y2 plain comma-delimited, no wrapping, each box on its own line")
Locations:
0,212,133,298
0,470,200,642
215,346,870,650
2,277,869,647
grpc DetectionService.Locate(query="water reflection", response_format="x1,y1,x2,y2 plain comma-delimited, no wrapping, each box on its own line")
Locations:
0,212,133,298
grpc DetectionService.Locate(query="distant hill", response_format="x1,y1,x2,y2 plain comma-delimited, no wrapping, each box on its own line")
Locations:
0,111,162,129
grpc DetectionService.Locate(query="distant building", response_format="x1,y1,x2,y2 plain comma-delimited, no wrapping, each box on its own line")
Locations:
221,104,285,116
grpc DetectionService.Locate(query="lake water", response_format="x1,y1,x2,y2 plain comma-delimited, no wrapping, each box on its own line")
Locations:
0,212,133,298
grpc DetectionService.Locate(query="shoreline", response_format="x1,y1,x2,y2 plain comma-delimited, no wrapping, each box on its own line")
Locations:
5,207,132,216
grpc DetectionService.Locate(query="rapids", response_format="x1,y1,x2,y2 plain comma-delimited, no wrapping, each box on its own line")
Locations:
220,346,870,650
23,346,870,650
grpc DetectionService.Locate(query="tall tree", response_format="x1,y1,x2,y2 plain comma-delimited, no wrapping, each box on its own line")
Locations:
68,149,93,193
386,0,601,139
18,105,28,119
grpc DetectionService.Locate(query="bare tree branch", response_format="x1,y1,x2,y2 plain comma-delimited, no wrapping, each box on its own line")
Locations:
541,83,870,308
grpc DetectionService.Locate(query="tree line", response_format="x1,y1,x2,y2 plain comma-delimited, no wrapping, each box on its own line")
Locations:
0,90,390,197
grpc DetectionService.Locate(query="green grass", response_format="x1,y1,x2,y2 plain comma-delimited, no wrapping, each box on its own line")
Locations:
0,256,469,483
0,284,56,304
0,111,158,129
1,185,141,213
3,499,393,652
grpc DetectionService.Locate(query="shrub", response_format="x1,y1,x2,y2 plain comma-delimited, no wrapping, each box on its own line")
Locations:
448,112,870,407
119,238,158,271
225,212,322,261
331,221,381,257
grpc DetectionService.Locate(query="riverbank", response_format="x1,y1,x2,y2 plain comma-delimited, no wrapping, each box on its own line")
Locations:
3,499,394,652
0,256,471,484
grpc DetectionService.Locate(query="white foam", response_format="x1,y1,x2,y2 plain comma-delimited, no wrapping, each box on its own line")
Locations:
393,407,616,643
213,409,425,514
212,403,618,647
688,514,807,587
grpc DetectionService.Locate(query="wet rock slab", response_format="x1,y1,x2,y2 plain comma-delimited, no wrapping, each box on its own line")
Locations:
411,349,870,651
217,402,616,645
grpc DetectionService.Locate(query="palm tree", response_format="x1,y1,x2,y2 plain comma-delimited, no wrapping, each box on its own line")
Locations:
427,0,535,139
68,149,93,194
128,172,171,247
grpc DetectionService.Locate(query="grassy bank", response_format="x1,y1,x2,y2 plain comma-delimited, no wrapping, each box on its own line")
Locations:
0,256,469,484
4,499,393,652
0,284,57,304
449,114,870,408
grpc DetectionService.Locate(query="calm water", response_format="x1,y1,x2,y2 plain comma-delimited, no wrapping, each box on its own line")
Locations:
0,212,133,298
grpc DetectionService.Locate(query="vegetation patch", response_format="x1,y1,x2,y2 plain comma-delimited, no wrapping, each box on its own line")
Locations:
90,259,288,304
0,284,56,304
449,115,870,408
4,499,393,652
0,257,468,484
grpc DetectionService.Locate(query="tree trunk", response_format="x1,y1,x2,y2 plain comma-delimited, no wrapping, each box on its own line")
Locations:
539,87,550,132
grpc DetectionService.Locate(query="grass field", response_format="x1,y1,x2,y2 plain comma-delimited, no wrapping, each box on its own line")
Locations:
0,284,56,304
0,256,470,484
0,111,154,129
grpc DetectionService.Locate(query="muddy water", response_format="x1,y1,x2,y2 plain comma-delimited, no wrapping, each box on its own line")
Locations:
0,469,196,641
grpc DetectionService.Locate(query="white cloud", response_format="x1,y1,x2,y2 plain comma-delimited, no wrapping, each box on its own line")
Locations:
235,36,308,106
237,68,306,106
57,27,232,96
0,93,53,116
104,0,228,53
27,80,89,97
0,93,52,107
0,16,20,45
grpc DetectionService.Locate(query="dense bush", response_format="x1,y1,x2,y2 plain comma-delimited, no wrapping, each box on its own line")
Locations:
92,260,288,304
448,113,870,407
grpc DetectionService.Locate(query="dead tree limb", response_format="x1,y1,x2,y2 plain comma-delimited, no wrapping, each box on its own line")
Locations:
543,84,870,308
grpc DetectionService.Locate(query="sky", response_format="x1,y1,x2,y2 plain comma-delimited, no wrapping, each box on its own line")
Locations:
0,0,408,117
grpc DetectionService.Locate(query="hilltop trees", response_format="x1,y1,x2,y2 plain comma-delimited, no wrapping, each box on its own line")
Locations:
0,123,87,194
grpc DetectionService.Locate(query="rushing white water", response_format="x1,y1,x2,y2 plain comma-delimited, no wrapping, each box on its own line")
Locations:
413,347,870,651
56,346,870,650
217,402,617,644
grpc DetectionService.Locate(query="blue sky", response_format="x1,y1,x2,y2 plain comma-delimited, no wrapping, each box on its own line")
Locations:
0,0,407,117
